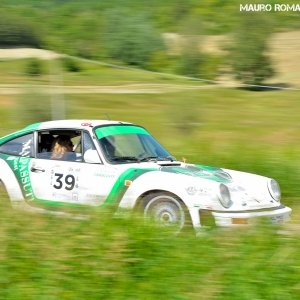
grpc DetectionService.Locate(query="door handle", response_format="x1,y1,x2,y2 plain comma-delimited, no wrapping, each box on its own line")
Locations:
30,166,45,173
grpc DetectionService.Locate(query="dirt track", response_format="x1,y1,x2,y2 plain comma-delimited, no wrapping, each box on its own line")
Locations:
0,48,61,60
1,44,299,92
0,48,223,94
0,83,218,95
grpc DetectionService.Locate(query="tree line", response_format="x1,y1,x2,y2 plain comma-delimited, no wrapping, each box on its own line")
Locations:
0,0,299,85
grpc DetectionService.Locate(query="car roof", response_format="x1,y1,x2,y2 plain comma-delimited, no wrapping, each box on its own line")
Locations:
0,120,134,144
31,119,133,130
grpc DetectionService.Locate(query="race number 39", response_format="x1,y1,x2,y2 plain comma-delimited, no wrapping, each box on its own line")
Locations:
53,173,76,190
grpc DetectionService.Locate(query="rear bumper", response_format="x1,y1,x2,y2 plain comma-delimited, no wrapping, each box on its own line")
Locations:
211,205,292,227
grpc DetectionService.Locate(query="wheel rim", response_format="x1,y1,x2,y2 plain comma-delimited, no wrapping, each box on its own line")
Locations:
144,195,185,230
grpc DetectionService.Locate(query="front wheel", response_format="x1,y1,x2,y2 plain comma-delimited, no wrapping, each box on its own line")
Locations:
142,193,189,232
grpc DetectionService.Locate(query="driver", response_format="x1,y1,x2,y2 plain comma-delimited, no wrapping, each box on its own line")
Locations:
51,135,75,160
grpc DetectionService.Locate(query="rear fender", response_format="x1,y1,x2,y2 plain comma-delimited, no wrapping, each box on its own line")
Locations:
0,158,25,203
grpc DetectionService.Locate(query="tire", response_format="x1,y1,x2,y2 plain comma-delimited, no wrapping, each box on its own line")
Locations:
0,181,11,209
142,193,189,233
0,180,6,193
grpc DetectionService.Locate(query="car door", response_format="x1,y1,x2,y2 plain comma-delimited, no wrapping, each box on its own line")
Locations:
29,130,121,208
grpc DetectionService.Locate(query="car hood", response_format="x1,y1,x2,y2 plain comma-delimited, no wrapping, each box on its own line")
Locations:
158,163,232,184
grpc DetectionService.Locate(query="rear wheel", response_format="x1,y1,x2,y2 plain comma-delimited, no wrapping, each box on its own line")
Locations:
142,193,189,233
0,180,5,193
0,181,11,208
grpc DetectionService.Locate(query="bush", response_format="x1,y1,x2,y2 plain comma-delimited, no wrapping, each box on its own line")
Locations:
176,49,203,78
61,57,81,72
146,51,171,72
25,59,44,77
199,53,223,81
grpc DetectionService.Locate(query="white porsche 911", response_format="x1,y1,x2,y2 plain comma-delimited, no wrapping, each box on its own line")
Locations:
0,120,292,231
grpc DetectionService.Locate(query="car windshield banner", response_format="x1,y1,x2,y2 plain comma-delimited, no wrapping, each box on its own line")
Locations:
95,125,149,139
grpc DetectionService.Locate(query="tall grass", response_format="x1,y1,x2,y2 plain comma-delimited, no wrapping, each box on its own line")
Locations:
0,191,299,300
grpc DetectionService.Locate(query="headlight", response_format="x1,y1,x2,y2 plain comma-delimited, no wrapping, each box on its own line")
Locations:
218,183,232,208
268,179,281,202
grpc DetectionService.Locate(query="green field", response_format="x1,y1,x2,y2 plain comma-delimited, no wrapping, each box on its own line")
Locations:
1,58,300,299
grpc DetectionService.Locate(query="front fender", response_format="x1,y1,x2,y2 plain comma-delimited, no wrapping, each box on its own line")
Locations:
118,170,218,210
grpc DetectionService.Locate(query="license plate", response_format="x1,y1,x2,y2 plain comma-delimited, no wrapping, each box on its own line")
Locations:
270,214,285,224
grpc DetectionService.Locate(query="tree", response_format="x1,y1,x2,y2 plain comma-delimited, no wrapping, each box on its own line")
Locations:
0,14,42,48
176,38,203,78
174,14,221,80
103,10,165,68
228,14,274,86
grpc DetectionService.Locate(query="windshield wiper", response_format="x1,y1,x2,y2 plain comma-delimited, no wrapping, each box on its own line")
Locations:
163,156,175,162
138,156,175,162
111,156,139,162
110,155,176,163
138,156,158,162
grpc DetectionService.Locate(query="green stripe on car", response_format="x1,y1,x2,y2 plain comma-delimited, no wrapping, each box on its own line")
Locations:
95,125,149,139
2,154,36,201
0,122,42,145
103,168,156,206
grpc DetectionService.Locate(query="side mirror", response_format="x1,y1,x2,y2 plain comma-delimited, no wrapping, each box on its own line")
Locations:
84,149,101,164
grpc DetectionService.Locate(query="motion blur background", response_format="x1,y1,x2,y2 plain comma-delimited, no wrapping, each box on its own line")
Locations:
1,1,300,299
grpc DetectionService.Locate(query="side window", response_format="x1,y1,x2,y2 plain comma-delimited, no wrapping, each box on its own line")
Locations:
0,134,34,157
37,132,55,159
37,130,81,162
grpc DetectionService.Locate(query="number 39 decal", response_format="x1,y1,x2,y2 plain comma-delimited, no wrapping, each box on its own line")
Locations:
53,173,76,190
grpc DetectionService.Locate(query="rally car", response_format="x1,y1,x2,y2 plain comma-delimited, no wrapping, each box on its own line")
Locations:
0,120,292,230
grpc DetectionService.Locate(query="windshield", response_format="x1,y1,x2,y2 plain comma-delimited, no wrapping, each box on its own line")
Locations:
94,125,174,163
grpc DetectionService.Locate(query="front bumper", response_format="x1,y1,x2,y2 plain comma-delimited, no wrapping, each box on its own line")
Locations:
211,205,292,227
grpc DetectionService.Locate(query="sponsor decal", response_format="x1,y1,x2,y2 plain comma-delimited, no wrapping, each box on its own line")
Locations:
81,122,92,127
93,170,116,178
20,139,32,157
18,157,34,200
4,155,35,201
186,186,198,196
0,133,36,201
49,166,81,202
186,186,209,196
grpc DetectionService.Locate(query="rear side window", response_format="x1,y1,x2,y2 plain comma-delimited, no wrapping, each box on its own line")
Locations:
0,134,34,157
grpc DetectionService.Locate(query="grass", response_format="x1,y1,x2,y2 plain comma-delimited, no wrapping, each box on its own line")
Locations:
0,191,300,300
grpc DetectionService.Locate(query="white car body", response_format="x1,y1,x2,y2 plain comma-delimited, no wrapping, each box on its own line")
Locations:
0,120,292,230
